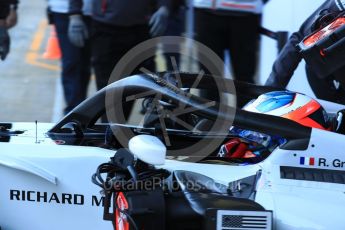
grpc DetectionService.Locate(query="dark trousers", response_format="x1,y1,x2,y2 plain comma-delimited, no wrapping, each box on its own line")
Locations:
163,8,186,71
91,21,154,89
53,13,92,114
195,9,260,84
195,9,261,103
91,21,154,119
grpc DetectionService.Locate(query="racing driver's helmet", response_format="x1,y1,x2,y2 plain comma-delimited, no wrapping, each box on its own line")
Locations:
218,91,331,159
220,91,331,159
243,91,331,131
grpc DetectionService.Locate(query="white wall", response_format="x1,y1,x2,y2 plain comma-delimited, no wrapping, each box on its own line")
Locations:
259,0,325,97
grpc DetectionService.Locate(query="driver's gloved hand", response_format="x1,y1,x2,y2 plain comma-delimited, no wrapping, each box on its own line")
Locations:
218,138,253,158
334,109,345,134
149,6,169,37
68,15,88,47
0,25,10,61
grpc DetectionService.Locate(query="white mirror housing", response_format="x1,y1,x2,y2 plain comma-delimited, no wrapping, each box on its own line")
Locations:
128,135,166,166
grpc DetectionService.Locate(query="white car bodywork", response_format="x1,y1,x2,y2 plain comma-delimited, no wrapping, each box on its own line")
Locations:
1,88,345,230
2,126,345,229
0,123,113,230
257,129,345,230
162,128,345,229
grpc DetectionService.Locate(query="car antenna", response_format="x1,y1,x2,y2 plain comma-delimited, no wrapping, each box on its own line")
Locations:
35,120,38,144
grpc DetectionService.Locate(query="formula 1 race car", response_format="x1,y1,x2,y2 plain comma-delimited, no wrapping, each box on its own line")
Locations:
0,73,345,230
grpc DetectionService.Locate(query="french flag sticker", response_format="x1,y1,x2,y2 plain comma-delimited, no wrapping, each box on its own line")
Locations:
300,157,315,166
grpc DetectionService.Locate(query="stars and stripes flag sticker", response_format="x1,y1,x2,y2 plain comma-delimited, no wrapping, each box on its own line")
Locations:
300,157,315,166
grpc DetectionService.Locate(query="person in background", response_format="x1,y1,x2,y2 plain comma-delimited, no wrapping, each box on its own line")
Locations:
69,0,170,119
192,0,269,104
47,0,92,115
69,0,170,90
265,0,345,104
162,0,186,71
6,2,18,29
0,0,19,61
193,0,269,84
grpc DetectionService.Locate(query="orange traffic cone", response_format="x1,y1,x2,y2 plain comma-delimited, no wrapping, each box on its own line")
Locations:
43,25,62,60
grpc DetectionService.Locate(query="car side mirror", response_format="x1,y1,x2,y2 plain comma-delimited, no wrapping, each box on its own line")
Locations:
128,135,166,166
